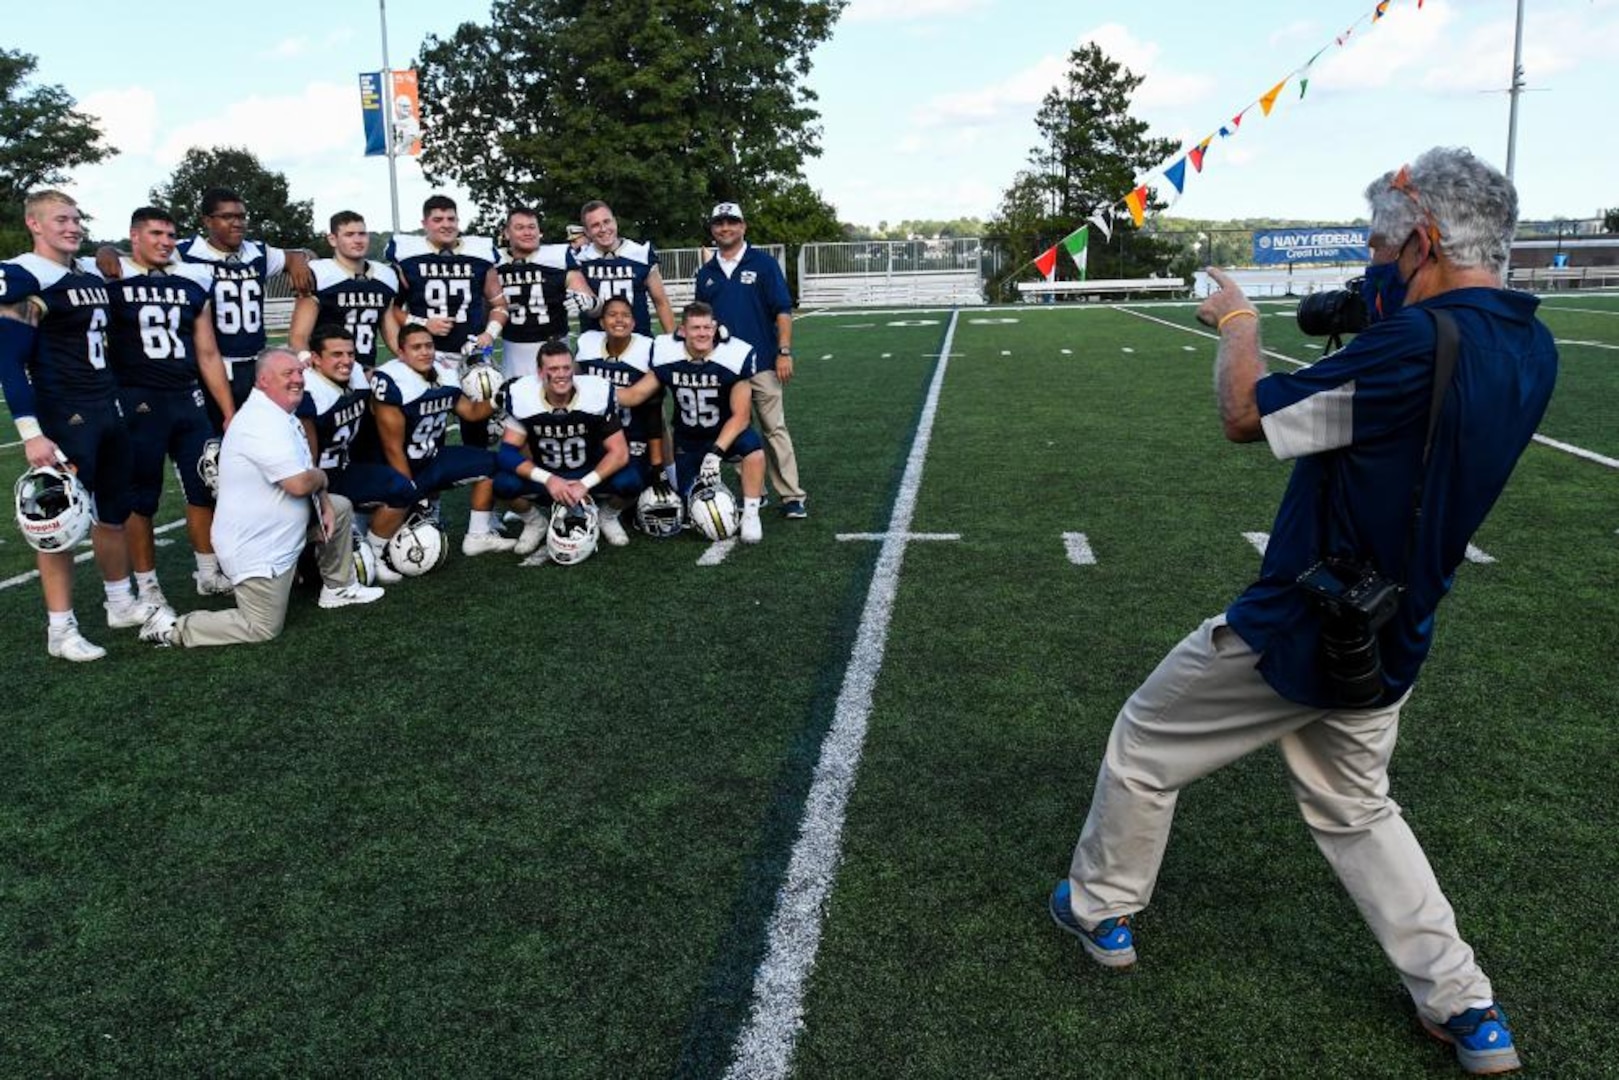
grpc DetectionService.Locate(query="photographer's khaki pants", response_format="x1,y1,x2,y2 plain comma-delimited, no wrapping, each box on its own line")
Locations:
1065,614,1494,1024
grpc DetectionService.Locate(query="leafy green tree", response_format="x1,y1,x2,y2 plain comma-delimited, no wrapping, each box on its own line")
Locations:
415,0,845,245
0,49,116,248
989,43,1181,294
149,146,314,249
1604,207,1619,233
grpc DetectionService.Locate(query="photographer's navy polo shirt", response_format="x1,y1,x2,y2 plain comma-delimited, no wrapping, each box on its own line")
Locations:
1225,288,1557,708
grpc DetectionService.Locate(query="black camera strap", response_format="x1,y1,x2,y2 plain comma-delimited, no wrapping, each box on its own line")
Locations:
1402,308,1460,573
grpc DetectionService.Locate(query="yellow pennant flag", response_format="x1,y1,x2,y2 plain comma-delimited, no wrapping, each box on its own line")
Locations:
1259,78,1288,117
1124,186,1148,228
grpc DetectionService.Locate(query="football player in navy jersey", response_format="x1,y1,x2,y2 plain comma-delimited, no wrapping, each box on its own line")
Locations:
387,194,509,452
297,325,416,531
573,200,675,337
290,211,400,381
106,206,238,602
361,323,513,568
497,207,590,380
620,301,766,543
494,339,636,555
576,295,666,506
1,190,170,660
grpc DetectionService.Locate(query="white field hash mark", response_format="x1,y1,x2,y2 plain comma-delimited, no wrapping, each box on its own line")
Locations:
1063,532,1096,565
0,519,186,591
724,311,961,1080
1246,530,1495,564
697,539,738,565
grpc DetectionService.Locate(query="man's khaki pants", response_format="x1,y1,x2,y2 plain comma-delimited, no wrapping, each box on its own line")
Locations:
1065,614,1495,1024
750,371,804,502
176,496,356,647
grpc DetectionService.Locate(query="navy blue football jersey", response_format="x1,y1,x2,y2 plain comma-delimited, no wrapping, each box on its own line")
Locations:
297,368,372,470
576,329,659,450
310,258,400,367
387,234,498,355
368,358,463,463
1,254,118,401
106,259,215,390
497,246,571,343
501,372,621,478
651,336,757,445
574,238,659,335
176,236,285,357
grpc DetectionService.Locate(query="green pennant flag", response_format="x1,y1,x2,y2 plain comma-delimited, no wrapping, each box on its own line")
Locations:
1062,227,1089,280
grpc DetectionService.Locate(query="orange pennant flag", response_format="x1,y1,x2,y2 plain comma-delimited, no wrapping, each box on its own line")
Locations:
1124,186,1147,228
1259,78,1288,116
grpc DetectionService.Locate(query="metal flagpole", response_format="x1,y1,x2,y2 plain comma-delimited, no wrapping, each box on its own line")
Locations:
1504,0,1526,181
379,0,401,233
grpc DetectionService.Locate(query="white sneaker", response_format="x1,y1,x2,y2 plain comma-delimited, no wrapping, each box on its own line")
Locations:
47,620,107,662
106,596,163,629
139,584,170,611
195,568,235,596
461,530,516,556
138,606,179,646
514,515,547,556
740,507,762,544
520,548,552,567
319,581,386,609
600,508,630,547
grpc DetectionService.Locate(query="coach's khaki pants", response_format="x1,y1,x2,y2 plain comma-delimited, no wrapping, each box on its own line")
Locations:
176,496,356,648
1066,614,1494,1024
750,371,804,501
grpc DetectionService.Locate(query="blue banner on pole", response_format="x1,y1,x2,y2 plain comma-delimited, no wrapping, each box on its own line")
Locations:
359,72,387,157
1252,227,1370,265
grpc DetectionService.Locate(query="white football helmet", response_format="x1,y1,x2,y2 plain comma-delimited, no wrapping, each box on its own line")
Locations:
545,497,600,565
198,438,222,497
459,362,505,403
351,535,379,586
15,464,94,552
384,514,449,577
635,481,685,539
687,476,739,541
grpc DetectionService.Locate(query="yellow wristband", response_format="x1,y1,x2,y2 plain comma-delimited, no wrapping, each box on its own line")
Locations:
1217,309,1259,330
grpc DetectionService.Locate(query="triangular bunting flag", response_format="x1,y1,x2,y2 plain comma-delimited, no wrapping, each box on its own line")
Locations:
1374,0,1390,20
1259,78,1287,116
1034,245,1058,281
1231,109,1246,130
1088,207,1114,243
1124,186,1147,228
1300,77,1310,99
1189,136,1213,173
1062,227,1088,280
1164,157,1188,195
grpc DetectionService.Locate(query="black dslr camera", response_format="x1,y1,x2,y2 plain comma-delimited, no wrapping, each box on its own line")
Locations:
1295,277,1368,352
1296,558,1403,708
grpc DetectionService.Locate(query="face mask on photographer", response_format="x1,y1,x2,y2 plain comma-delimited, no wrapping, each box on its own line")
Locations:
1359,231,1420,325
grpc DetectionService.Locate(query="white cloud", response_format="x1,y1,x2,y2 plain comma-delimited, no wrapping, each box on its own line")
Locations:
1268,20,1318,48
78,86,159,156
844,0,988,22
155,82,357,165
267,36,311,59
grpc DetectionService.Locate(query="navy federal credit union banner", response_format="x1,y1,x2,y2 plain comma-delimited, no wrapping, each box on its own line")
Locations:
1252,227,1370,265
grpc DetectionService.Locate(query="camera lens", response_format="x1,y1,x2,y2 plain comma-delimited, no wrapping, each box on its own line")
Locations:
1296,285,1368,338
1320,623,1385,707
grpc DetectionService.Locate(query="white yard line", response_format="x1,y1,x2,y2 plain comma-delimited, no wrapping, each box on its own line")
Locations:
697,539,738,565
1062,532,1096,565
1539,305,1619,317
1116,306,1619,470
723,311,960,1080
0,518,185,592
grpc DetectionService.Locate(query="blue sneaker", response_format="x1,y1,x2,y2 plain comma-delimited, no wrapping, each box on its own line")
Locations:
1049,879,1136,969
783,499,808,520
1421,1003,1520,1075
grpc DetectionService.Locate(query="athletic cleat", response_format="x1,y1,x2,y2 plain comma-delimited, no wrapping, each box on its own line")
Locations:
106,597,165,630
1049,879,1136,969
461,530,516,556
782,499,808,519
47,620,107,662
318,581,386,609
740,506,762,544
138,606,179,647
599,508,630,547
1421,1003,1521,1075
195,568,235,596
514,515,547,556
139,585,170,611
520,548,552,567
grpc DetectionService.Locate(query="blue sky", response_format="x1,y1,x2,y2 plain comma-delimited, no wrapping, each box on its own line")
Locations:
11,0,1615,240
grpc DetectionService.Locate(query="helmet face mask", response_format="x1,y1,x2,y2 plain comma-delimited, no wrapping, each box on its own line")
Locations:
686,476,738,541
15,465,94,553
384,513,449,576
635,481,685,538
546,496,600,565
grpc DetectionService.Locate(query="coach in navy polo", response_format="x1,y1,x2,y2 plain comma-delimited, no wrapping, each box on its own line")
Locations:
694,202,807,519
1051,147,1556,1076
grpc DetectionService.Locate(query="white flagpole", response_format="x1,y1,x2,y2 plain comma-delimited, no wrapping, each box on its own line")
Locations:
379,0,402,233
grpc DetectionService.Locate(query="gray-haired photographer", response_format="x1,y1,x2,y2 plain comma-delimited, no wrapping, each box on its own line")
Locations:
1050,146,1557,1076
